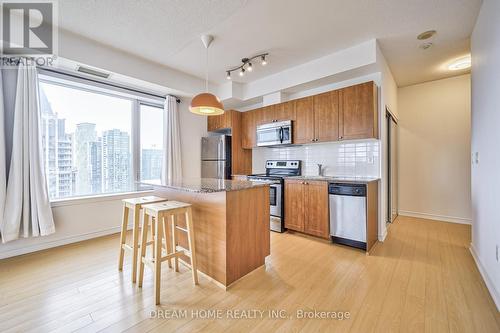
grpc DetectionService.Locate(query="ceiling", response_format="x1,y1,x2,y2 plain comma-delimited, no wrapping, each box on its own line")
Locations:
57,0,481,87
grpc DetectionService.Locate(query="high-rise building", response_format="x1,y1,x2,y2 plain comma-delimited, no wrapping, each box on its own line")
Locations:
102,129,131,192
40,89,74,199
141,148,163,181
88,138,102,194
74,123,97,195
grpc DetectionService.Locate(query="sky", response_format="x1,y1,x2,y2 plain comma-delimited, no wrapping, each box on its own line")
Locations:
40,81,163,149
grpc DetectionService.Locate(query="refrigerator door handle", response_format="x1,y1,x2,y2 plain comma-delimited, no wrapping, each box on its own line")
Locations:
218,161,225,179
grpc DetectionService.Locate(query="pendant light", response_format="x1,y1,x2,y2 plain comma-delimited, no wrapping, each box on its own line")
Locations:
190,35,224,116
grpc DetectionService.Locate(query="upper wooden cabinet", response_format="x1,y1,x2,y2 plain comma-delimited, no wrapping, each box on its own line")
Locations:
294,96,315,144
238,81,378,148
314,90,340,142
284,179,329,239
339,81,378,140
259,105,276,124
241,109,257,149
207,110,232,132
275,101,295,122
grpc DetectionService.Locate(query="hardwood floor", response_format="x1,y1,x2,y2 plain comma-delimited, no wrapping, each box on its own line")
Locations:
0,216,499,332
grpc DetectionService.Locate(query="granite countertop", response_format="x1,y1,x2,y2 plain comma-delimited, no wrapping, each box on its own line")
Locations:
141,178,269,193
285,175,380,184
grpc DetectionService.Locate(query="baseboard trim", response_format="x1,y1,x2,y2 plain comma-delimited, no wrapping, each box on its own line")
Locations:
399,210,471,225
469,244,500,311
0,226,124,260
378,226,388,242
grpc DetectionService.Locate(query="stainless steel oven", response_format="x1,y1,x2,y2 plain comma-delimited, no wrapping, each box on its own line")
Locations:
256,120,292,147
248,160,301,233
269,183,282,218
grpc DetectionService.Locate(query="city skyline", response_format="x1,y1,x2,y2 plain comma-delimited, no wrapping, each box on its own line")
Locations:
40,83,163,199
39,81,164,149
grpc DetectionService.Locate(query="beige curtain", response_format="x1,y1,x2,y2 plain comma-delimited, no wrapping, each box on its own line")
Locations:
161,96,182,185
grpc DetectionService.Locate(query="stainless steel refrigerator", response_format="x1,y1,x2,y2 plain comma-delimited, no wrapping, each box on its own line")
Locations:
201,135,232,179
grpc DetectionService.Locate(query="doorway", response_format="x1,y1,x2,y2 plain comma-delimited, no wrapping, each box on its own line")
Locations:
387,109,398,223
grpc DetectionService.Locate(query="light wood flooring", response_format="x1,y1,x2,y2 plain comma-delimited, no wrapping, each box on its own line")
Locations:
0,216,499,332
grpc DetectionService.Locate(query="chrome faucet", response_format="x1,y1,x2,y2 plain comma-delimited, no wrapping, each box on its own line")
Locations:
317,164,323,176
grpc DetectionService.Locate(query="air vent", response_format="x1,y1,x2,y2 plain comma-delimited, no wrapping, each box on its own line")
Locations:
76,66,110,79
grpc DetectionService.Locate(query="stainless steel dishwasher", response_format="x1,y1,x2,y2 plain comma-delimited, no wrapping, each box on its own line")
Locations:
329,183,367,250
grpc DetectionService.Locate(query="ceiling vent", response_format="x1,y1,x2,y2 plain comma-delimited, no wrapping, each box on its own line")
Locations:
76,66,110,79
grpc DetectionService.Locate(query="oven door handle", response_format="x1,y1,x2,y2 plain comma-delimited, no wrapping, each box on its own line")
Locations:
279,127,284,143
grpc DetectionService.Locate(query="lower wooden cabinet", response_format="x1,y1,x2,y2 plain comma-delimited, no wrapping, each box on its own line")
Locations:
284,180,305,232
285,179,329,239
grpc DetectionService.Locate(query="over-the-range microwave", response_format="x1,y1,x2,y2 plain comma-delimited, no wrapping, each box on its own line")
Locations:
256,120,292,147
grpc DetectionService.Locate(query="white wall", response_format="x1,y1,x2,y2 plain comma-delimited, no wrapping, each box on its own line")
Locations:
398,75,471,224
470,0,500,310
178,98,206,179
376,44,398,241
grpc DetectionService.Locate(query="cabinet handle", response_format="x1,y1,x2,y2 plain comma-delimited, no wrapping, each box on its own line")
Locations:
339,136,343,140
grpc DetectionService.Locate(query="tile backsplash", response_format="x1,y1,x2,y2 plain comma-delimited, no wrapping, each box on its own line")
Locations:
252,139,380,177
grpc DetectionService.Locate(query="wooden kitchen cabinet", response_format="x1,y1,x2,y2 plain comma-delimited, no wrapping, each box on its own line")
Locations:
241,109,257,149
284,179,305,232
275,101,295,122
259,105,276,124
339,81,378,140
207,110,252,174
303,181,329,238
314,91,340,142
294,96,315,144
239,81,378,147
285,179,329,239
207,109,232,132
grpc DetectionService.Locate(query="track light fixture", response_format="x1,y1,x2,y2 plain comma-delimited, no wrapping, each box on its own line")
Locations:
225,53,268,79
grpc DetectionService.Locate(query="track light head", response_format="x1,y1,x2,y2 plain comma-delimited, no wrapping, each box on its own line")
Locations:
226,71,231,80
247,62,253,72
239,68,245,76
261,55,267,66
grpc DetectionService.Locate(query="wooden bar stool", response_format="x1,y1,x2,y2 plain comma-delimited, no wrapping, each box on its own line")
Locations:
118,196,168,282
137,201,199,305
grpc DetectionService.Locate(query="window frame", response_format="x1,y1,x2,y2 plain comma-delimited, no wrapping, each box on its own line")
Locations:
137,101,165,190
38,70,165,202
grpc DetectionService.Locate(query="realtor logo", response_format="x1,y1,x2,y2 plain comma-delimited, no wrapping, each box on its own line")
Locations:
1,0,57,56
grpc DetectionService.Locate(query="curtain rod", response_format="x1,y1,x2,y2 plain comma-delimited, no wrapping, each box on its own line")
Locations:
38,66,181,103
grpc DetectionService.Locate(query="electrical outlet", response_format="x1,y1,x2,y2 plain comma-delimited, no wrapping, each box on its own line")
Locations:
475,152,479,164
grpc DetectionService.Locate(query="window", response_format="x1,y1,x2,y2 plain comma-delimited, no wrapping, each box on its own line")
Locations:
140,104,164,184
39,75,164,200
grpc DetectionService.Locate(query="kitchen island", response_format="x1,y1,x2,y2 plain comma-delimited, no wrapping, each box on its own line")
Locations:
146,178,270,288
